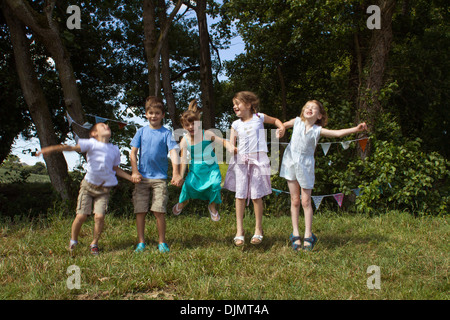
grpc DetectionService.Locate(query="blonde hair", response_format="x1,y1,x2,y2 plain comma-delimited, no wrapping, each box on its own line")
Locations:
233,91,260,114
300,100,328,127
180,99,202,127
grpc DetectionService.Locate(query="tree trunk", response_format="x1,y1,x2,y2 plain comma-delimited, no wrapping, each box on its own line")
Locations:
159,0,180,129
194,0,216,129
357,0,396,158
4,0,89,140
4,5,71,200
143,0,182,97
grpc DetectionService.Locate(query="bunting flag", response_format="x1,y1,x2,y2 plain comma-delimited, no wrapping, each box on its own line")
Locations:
333,193,344,207
341,141,351,150
118,122,127,129
358,138,368,152
353,188,361,196
312,195,325,210
321,142,331,156
95,116,108,123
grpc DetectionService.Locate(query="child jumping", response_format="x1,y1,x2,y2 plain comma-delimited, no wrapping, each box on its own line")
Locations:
280,100,367,251
36,122,132,256
223,91,285,246
130,96,182,253
172,100,236,221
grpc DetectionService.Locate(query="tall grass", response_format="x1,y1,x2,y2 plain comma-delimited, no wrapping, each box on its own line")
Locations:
0,208,448,300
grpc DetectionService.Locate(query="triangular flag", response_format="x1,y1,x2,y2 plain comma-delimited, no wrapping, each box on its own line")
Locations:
118,122,127,129
321,143,331,156
66,112,73,127
353,188,361,196
358,138,368,152
333,193,344,207
95,116,107,123
82,122,93,129
341,141,351,150
312,195,325,210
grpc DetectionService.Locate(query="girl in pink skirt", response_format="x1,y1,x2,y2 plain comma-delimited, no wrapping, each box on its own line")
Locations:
224,91,285,246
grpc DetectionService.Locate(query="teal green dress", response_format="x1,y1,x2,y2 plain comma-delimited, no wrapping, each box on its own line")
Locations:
179,131,222,204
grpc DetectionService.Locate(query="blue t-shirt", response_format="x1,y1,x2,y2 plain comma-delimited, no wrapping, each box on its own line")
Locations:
131,125,179,179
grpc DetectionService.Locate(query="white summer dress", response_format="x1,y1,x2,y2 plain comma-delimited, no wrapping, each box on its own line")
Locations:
279,117,322,189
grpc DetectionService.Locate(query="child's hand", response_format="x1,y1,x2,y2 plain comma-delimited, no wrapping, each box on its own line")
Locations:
171,174,183,187
276,127,285,139
131,172,142,184
227,146,238,154
356,122,368,132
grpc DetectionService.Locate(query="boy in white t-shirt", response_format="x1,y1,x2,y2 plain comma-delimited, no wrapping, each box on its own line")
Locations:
37,122,132,256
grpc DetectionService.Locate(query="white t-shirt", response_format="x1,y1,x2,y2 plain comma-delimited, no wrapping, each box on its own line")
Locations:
78,138,121,187
231,113,268,154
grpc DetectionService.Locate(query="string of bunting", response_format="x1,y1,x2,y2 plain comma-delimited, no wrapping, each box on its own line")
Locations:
276,137,369,154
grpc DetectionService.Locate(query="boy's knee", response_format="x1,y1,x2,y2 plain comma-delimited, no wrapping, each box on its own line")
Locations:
75,214,88,223
94,214,105,222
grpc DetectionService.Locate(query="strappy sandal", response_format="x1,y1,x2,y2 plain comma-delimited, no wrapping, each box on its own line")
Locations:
303,233,318,251
250,234,263,245
90,244,99,256
172,203,183,216
289,233,302,251
208,205,220,222
233,235,245,247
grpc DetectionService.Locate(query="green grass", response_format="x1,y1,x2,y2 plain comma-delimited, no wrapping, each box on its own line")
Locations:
0,168,51,183
0,209,448,300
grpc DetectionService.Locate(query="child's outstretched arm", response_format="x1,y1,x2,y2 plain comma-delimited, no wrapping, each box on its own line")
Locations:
264,114,286,138
177,137,189,186
113,166,133,182
282,118,296,129
204,130,237,154
320,122,368,138
36,144,81,156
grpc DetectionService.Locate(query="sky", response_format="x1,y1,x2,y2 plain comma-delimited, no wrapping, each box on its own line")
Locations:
11,12,245,170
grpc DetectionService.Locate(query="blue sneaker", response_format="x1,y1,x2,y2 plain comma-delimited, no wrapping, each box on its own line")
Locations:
158,243,170,253
135,242,146,252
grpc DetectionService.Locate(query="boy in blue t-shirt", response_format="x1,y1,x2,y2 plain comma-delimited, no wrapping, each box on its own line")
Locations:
130,96,182,253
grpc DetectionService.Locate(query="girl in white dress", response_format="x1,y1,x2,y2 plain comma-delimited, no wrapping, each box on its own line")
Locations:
279,100,367,251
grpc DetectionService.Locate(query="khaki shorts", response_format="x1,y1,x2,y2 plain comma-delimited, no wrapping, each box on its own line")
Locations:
133,178,168,214
76,179,112,216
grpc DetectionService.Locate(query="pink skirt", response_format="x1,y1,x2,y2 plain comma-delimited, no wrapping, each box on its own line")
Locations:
223,152,272,201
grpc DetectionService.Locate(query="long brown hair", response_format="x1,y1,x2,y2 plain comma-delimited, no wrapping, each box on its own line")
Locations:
233,91,260,114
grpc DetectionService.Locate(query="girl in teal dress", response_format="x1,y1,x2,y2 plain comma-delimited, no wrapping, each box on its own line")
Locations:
172,100,236,221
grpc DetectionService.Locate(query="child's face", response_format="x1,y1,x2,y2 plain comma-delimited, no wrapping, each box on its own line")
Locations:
91,123,111,140
183,120,200,136
145,107,164,128
302,102,322,122
232,99,251,118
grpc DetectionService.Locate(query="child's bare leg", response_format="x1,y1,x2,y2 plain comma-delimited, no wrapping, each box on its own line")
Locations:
136,212,146,244
252,198,263,236
235,198,246,244
91,213,105,246
287,180,302,247
301,188,314,247
71,214,87,242
153,211,166,244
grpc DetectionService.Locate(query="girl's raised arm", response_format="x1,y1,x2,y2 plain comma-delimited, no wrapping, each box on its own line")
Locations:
320,122,367,138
